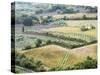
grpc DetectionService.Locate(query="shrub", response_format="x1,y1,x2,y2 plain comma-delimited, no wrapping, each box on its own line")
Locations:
91,25,95,29
80,25,95,31
23,45,32,50
41,16,54,24
49,67,64,71
46,40,52,45
15,52,48,72
63,16,67,20
35,39,42,47
83,15,87,19
65,56,97,70
80,26,89,31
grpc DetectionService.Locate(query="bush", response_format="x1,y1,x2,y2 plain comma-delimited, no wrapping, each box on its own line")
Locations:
49,67,64,71
15,52,48,72
63,16,67,20
42,16,54,24
31,16,40,24
35,39,42,47
91,25,95,29
81,25,95,31
46,40,52,44
83,15,87,19
65,56,97,70
23,45,32,50
80,26,89,31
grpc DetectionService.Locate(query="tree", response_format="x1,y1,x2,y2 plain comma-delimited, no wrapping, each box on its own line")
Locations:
46,40,52,44
63,16,67,20
23,17,33,26
46,16,54,23
23,45,32,50
22,26,24,32
35,39,42,47
42,16,54,24
83,15,87,19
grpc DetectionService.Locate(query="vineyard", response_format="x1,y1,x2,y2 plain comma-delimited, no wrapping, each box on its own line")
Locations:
21,29,97,49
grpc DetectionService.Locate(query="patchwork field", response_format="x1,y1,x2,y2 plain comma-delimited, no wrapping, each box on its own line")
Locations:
14,19,97,71
12,3,98,73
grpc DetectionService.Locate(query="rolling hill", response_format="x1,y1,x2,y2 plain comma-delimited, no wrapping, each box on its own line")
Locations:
20,44,97,69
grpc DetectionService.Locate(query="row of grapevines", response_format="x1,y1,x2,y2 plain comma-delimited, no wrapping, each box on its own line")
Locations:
47,32,97,44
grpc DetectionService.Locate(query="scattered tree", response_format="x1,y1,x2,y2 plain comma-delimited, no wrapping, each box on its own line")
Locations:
23,17,33,26
83,15,87,19
23,45,32,50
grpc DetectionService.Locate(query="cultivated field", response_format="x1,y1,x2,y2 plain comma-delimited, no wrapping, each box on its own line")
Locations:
15,18,97,70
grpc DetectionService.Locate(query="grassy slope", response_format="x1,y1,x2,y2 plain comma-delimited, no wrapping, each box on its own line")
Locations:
20,44,97,69
20,45,71,68
70,43,97,63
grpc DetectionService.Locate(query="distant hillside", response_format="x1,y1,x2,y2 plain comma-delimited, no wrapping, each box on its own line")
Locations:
11,2,97,16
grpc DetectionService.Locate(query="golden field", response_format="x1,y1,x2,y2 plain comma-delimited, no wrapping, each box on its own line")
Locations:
20,44,97,68
43,27,80,33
